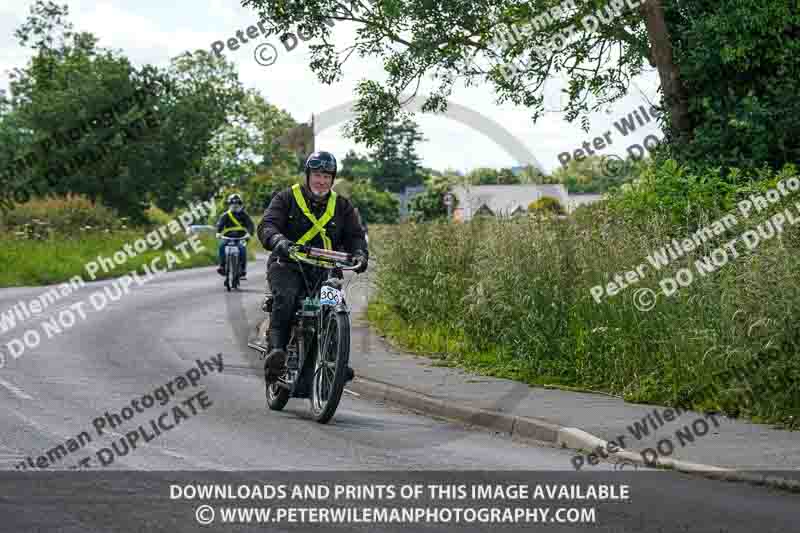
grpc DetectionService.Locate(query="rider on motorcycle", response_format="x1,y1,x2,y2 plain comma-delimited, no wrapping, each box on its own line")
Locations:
257,151,368,381
216,193,255,280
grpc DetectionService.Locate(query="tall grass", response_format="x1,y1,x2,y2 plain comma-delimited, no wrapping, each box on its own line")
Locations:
369,164,800,428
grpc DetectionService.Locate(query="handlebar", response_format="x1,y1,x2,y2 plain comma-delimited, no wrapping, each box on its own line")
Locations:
289,244,363,271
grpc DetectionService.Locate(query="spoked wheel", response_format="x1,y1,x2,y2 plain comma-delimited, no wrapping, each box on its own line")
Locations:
310,309,350,424
224,253,233,291
231,253,240,290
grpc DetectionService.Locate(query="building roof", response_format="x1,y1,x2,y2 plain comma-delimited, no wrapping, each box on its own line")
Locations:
451,184,569,216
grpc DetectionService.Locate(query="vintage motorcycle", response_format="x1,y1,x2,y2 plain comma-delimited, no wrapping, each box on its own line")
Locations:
248,244,363,424
220,235,249,291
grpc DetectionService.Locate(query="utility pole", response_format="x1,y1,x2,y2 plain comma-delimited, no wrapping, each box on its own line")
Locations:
444,192,454,220
310,113,315,154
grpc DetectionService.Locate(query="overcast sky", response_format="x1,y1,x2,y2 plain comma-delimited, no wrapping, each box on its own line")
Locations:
0,0,663,174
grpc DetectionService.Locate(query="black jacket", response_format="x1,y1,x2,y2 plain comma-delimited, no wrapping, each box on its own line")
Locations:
257,185,368,267
216,209,255,239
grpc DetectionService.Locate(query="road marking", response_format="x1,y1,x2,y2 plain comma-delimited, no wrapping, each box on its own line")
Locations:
159,448,227,469
343,388,360,397
0,377,33,400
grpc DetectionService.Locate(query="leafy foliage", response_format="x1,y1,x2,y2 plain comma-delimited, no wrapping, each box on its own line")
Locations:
241,0,654,146
241,170,303,215
347,179,401,224
369,117,426,193
1,2,245,221
668,0,800,173
408,172,462,222
528,196,564,214
467,167,519,185
551,155,644,193
338,149,378,181
187,88,297,201
1,193,124,238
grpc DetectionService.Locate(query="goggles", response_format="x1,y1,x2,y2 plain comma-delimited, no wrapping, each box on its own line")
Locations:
307,158,336,173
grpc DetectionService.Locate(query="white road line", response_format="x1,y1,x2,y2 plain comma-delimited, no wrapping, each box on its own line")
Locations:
0,377,33,400
159,448,227,469
159,449,188,459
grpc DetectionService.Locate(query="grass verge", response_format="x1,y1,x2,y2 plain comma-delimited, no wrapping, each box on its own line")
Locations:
365,163,800,429
0,232,256,287
366,299,613,396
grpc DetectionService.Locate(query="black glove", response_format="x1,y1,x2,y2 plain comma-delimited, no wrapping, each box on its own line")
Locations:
273,238,293,259
352,251,368,274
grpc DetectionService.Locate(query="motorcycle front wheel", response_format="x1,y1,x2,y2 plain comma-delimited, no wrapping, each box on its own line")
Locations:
309,309,350,424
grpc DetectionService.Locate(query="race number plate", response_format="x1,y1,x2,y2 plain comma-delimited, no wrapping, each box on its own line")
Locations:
320,286,342,306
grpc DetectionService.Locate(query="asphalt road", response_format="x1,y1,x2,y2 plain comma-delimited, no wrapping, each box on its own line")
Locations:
0,258,797,532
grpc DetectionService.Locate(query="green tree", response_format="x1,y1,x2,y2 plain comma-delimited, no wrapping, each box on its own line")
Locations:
369,117,425,193
158,49,246,209
515,164,550,184
669,0,800,172
348,179,400,224
467,167,501,185
551,155,643,193
242,0,799,178
3,1,172,221
241,0,673,142
408,172,461,222
188,88,297,200
2,2,241,220
338,149,378,181
243,169,303,214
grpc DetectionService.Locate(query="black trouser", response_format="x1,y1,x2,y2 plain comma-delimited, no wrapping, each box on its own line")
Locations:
267,260,326,351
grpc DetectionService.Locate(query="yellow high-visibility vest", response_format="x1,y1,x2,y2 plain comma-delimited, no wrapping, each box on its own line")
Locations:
291,184,337,265
221,210,246,235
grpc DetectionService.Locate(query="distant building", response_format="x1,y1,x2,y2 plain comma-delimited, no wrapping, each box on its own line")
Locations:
394,185,426,220
451,184,570,221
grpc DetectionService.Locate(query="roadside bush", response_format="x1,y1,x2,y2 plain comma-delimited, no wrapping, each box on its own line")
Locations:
408,173,462,222
371,162,800,428
1,194,126,238
144,204,174,227
348,179,400,224
528,196,565,214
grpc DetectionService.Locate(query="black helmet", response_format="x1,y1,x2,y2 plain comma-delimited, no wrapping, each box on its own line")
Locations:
304,151,337,181
227,193,243,205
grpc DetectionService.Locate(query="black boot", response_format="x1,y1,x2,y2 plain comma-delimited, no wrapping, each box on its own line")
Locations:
264,330,287,382
264,348,286,379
